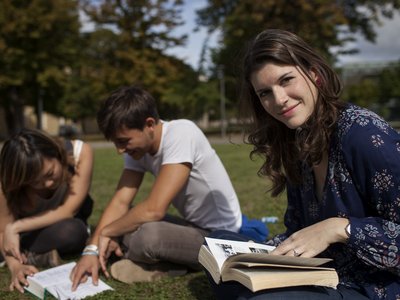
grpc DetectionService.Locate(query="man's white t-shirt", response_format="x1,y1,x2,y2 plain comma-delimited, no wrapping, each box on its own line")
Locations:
124,120,242,232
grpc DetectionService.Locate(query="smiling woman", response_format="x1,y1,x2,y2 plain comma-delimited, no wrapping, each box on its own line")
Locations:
203,29,400,300
0,129,94,294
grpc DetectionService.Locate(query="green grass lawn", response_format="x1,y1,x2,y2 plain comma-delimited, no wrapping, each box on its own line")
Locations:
0,142,287,299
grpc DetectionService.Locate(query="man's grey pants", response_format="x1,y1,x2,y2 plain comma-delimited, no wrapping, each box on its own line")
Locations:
122,214,210,269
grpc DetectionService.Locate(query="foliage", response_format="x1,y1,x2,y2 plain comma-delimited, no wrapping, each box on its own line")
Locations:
377,61,400,101
195,0,400,112
197,0,400,60
58,28,122,120
0,0,81,134
77,0,199,117
2,0,399,135
163,78,221,121
342,60,400,119
342,77,379,108
0,0,204,135
377,62,400,119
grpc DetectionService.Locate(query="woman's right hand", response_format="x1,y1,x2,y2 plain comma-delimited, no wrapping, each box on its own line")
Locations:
3,223,23,263
9,261,38,293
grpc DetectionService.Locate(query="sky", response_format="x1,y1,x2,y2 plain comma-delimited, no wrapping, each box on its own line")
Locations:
337,11,400,65
164,0,219,70
81,1,400,69
167,1,400,69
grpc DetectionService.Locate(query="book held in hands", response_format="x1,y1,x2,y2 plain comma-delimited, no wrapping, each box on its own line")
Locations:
199,237,339,292
24,262,113,300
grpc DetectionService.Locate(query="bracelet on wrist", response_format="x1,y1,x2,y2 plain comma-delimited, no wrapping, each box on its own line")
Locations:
81,250,99,256
82,244,99,256
83,244,98,252
345,223,351,238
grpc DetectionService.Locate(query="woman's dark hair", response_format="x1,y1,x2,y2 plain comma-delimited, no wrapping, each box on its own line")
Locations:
0,129,70,217
239,29,345,196
97,85,160,140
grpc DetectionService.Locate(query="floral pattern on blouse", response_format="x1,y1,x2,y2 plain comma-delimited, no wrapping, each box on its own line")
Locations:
268,104,400,300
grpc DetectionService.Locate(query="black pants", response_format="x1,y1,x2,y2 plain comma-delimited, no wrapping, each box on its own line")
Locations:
20,195,93,255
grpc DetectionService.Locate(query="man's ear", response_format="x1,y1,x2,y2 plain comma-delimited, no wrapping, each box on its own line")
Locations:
144,117,156,129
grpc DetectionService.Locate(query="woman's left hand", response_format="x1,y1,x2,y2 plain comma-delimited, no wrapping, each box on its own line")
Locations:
271,217,349,257
3,223,24,263
8,260,38,293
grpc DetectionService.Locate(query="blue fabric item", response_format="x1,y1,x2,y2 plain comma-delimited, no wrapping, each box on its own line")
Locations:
238,215,268,242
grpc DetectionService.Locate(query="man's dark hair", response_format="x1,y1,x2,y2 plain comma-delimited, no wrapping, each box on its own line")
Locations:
97,86,160,140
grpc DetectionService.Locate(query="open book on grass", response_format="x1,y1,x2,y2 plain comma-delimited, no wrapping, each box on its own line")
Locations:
199,237,339,292
24,262,113,300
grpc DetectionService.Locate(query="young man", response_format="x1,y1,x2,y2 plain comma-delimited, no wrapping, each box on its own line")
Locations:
71,85,242,288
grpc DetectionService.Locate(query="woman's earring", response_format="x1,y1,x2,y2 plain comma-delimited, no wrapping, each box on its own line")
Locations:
316,78,322,87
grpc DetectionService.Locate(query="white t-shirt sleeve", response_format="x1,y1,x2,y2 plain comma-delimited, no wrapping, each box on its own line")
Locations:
161,123,196,166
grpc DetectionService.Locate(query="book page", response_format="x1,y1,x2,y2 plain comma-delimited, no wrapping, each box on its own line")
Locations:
27,262,78,288
26,262,113,300
226,253,333,268
47,278,112,300
205,237,275,270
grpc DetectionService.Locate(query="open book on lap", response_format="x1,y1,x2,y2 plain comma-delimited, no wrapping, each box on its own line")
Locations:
199,237,339,292
24,262,113,300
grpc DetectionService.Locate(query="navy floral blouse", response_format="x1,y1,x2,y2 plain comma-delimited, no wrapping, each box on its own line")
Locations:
268,104,400,299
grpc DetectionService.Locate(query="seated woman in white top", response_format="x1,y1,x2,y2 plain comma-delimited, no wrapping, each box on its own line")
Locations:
0,128,94,294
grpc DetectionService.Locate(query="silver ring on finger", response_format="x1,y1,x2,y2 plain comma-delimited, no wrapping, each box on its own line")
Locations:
293,249,300,257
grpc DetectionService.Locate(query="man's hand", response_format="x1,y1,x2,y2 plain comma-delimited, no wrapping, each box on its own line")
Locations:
70,255,100,291
4,223,23,263
8,261,38,293
98,236,123,277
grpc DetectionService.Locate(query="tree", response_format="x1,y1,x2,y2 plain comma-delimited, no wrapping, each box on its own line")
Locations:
195,0,400,115
163,77,220,122
376,61,400,120
378,61,400,101
0,0,81,136
341,61,400,119
342,77,379,108
58,28,121,124
79,0,196,116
